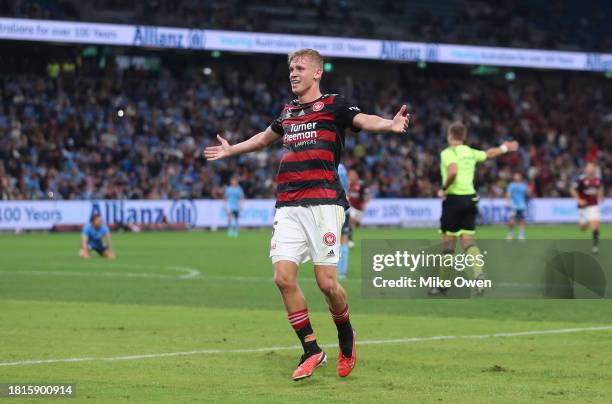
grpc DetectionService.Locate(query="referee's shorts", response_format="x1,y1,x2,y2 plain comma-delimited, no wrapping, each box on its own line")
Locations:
440,194,479,236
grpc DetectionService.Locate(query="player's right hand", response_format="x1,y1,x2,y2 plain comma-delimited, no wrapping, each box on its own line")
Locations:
204,135,232,160
578,198,587,208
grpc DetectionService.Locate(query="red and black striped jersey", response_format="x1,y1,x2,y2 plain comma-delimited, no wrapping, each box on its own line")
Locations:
270,94,361,209
348,180,369,211
572,175,602,206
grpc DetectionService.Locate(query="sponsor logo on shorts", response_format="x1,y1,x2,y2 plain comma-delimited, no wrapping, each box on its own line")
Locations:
312,101,324,112
323,232,336,246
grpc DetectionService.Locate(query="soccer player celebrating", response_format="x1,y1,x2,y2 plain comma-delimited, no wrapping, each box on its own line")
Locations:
224,177,245,238
430,122,517,296
205,48,410,380
570,162,604,254
506,172,530,241
80,213,115,259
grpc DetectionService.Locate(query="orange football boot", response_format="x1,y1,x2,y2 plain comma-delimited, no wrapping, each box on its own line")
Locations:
337,331,357,377
292,351,327,381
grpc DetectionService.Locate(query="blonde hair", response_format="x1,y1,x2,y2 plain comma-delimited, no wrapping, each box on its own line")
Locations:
287,48,324,69
448,122,467,141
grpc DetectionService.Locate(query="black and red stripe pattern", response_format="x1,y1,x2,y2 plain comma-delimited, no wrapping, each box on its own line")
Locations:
330,305,350,325
270,94,361,209
288,308,310,330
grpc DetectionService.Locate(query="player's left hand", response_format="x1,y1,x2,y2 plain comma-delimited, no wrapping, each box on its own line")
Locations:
437,189,447,199
391,105,411,133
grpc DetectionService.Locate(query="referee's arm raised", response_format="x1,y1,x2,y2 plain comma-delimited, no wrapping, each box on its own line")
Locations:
485,140,519,159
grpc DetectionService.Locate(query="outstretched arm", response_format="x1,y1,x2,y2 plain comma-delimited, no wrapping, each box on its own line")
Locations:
204,126,281,161
352,105,411,134
485,141,518,159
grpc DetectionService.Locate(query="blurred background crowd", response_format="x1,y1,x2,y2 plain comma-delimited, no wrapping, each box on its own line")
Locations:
0,0,610,201
3,0,610,51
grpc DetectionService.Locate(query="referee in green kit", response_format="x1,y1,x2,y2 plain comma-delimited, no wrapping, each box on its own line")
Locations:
429,122,518,296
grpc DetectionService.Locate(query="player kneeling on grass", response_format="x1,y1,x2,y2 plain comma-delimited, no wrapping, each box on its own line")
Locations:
570,162,604,254
80,213,116,259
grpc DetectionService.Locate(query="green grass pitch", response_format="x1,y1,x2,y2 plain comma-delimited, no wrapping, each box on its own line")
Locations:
1,224,611,403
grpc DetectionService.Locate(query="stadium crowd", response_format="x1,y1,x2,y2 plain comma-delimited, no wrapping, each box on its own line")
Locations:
2,0,609,52
0,59,610,201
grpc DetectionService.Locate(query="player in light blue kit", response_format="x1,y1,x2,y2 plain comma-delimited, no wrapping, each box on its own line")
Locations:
337,163,351,278
506,172,530,240
224,177,245,238
80,213,115,259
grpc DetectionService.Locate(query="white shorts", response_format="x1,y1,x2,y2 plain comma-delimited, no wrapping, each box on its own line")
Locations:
579,206,600,225
270,205,345,266
349,208,364,222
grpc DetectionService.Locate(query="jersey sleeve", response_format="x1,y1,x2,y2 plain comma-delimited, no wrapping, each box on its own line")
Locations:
506,183,514,194
333,95,361,132
81,224,90,237
100,225,109,236
270,113,285,136
472,148,487,163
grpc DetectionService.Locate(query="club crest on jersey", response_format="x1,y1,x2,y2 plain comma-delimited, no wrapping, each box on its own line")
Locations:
323,232,336,246
312,101,324,112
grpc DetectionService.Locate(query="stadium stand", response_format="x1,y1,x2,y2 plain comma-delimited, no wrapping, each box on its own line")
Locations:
1,0,610,51
0,45,610,201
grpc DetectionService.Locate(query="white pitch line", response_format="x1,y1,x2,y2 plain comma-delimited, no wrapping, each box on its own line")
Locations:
165,266,201,279
0,270,360,283
0,270,268,282
1,326,611,367
0,270,178,280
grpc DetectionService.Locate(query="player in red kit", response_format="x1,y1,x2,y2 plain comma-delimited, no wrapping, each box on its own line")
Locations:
347,169,370,247
204,48,410,380
570,162,604,254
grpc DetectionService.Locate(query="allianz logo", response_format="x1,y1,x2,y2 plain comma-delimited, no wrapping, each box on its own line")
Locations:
90,200,197,228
